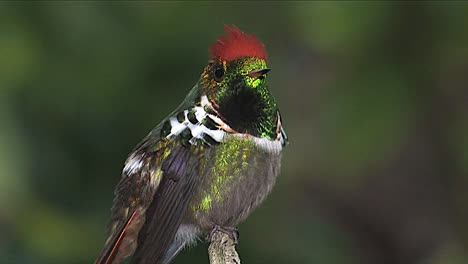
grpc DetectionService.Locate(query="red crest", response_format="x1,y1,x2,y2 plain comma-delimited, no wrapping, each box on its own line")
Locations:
209,25,267,61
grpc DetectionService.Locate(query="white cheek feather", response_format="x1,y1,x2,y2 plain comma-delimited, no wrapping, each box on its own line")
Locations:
162,99,227,145
187,123,206,139
193,106,207,122
253,137,283,153
279,127,287,146
235,134,283,154
200,95,210,107
123,155,144,175
167,117,187,139
204,129,225,142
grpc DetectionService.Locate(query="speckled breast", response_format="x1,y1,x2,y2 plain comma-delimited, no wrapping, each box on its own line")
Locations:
186,134,282,231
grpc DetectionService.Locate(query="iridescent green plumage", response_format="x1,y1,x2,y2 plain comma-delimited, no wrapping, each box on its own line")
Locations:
191,136,255,215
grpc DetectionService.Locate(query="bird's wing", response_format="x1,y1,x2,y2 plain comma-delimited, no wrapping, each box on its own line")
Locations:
95,85,204,264
132,143,202,263
94,135,165,264
95,140,202,264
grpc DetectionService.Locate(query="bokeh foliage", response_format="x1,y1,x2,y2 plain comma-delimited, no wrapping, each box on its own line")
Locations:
1,2,467,264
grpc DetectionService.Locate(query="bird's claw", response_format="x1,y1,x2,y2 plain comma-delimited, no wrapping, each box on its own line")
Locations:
207,225,239,244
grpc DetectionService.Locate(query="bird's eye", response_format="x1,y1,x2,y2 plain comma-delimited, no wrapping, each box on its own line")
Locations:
214,66,224,82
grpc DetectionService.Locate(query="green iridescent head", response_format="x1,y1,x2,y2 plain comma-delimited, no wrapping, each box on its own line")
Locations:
198,25,278,140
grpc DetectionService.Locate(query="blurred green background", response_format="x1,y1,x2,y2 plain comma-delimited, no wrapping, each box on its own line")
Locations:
1,2,467,264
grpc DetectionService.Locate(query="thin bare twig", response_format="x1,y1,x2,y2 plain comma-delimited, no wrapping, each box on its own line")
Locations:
208,230,240,264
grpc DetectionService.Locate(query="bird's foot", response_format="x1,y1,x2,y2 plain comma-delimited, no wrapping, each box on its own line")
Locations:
207,225,239,245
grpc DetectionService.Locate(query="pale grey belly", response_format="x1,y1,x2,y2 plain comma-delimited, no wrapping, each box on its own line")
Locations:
186,146,282,231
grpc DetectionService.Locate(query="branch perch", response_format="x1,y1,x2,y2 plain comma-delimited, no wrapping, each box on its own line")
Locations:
208,230,241,264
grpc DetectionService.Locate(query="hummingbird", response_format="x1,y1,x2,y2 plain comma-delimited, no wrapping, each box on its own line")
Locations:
95,25,287,264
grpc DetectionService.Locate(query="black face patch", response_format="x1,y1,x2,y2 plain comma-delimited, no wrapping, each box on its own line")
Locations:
202,133,219,146
180,128,192,147
187,109,198,124
177,111,185,123
202,116,218,130
217,85,268,136
161,120,172,138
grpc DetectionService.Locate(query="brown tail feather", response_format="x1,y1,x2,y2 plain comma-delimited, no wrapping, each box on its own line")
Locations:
95,210,138,264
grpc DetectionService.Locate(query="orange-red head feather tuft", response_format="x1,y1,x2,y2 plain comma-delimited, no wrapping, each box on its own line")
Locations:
209,25,267,62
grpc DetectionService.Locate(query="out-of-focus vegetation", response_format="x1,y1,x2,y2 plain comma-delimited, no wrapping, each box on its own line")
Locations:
1,2,467,264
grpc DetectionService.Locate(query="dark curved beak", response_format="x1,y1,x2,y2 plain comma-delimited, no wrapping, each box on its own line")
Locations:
247,68,270,78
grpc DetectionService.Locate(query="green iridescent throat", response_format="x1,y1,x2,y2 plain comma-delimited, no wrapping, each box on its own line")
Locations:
200,57,278,140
